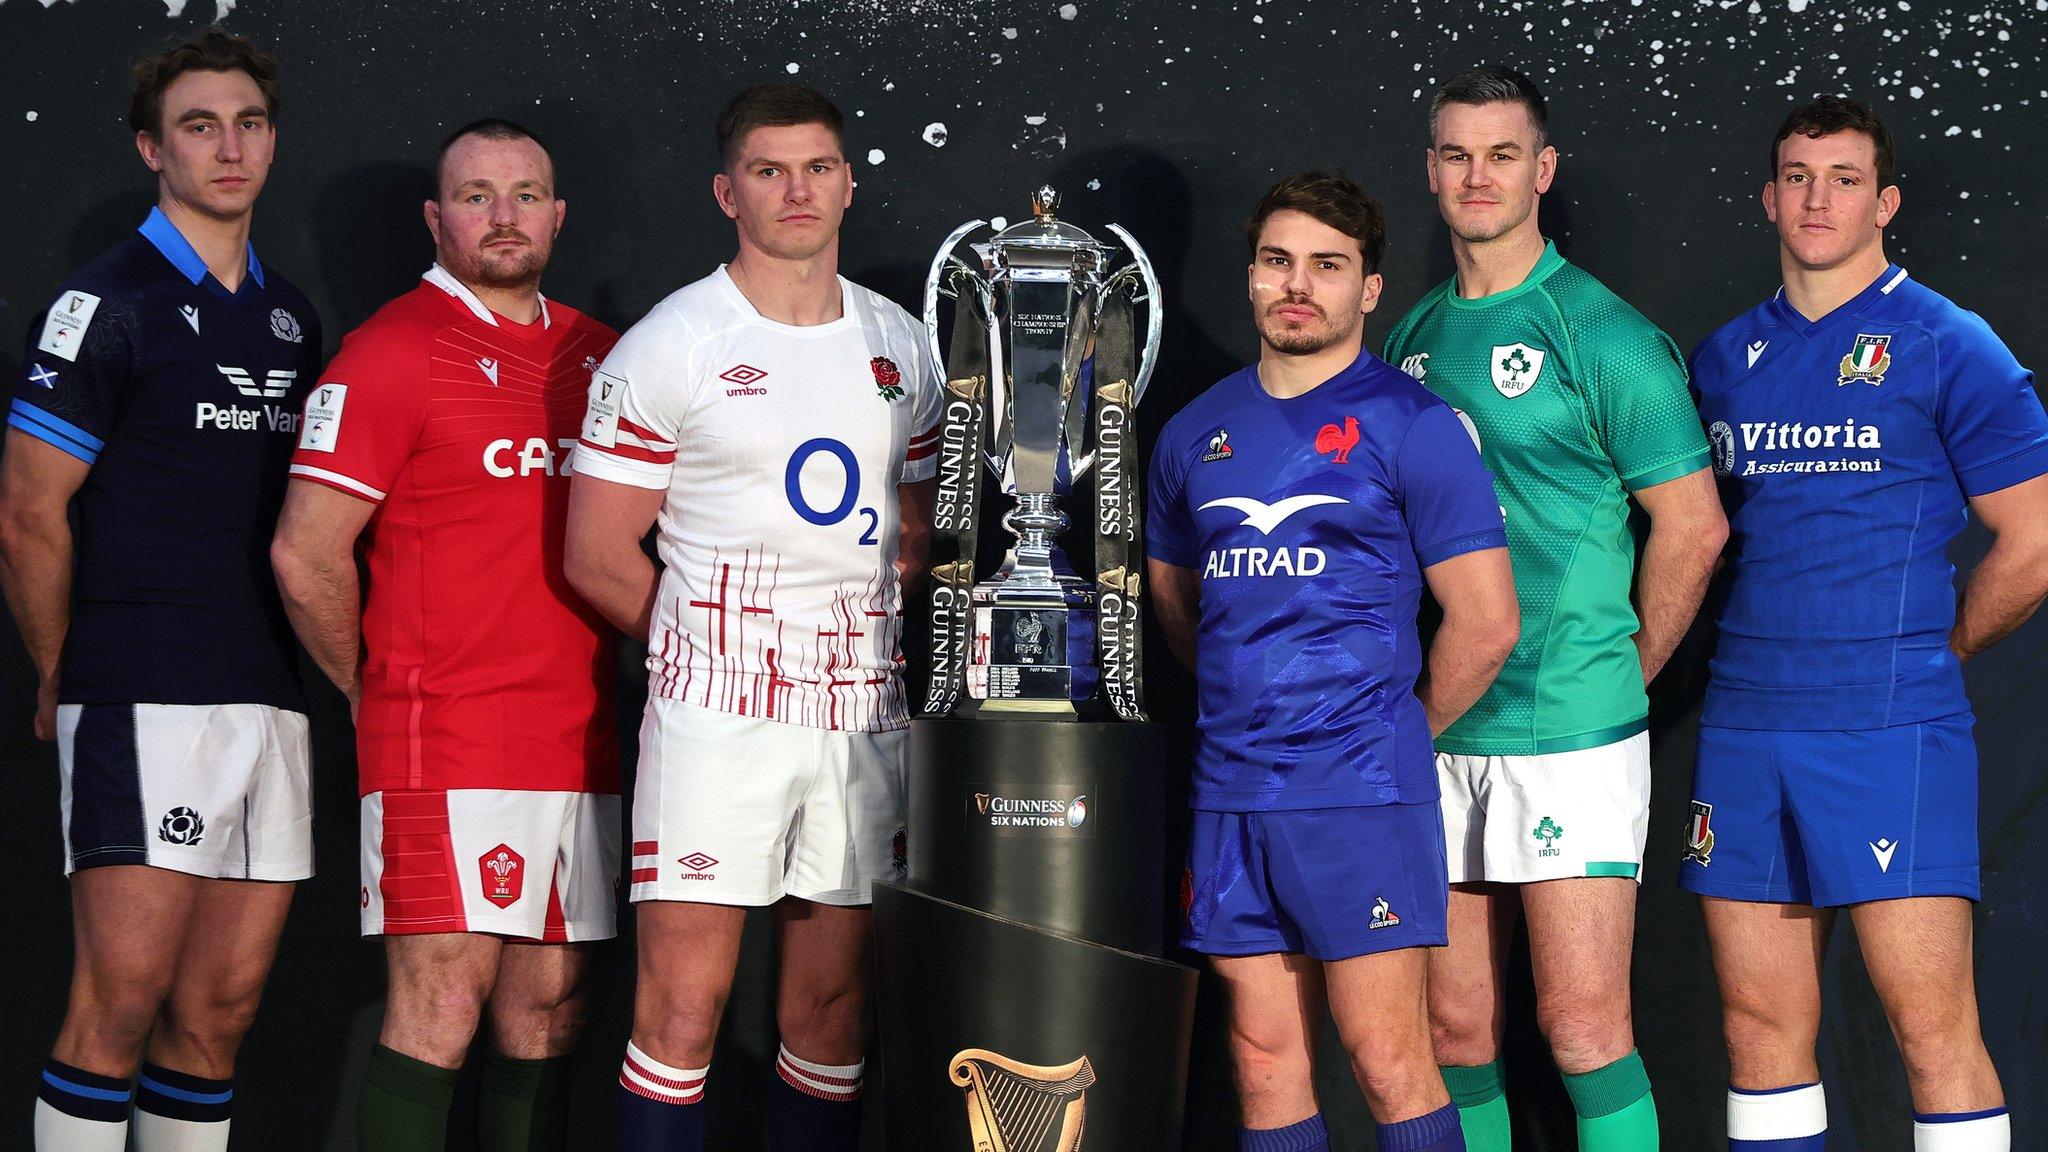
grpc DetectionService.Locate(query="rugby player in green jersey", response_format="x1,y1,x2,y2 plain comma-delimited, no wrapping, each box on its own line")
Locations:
1383,66,1728,1152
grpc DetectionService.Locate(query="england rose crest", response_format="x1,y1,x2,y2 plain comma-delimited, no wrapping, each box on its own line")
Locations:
870,356,904,401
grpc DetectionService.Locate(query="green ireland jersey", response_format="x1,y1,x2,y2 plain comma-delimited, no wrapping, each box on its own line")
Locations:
1384,242,1709,756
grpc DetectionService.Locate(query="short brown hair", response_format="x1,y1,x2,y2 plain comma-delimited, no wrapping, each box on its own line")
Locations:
715,84,844,167
1245,172,1387,276
1772,96,1896,187
436,118,554,193
129,27,279,137
1430,65,1549,148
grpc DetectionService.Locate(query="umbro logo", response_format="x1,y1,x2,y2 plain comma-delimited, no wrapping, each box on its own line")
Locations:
677,851,719,880
720,364,768,397
1198,493,1347,535
1746,340,1769,368
477,357,500,386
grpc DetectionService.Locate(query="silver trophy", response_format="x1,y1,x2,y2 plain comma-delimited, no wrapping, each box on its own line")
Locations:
920,187,1162,720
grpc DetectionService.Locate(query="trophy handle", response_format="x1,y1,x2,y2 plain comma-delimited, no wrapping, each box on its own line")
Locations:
1103,224,1164,409
924,218,989,385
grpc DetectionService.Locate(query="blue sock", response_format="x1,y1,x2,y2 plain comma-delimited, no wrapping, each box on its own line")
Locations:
1241,1112,1329,1151
34,1060,131,1152
1728,1083,1826,1152
1914,1107,2010,1152
617,1041,706,1152
134,1063,234,1151
1379,1102,1466,1152
767,1044,864,1151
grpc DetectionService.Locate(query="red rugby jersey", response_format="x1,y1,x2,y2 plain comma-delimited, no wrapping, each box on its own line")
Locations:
291,266,621,795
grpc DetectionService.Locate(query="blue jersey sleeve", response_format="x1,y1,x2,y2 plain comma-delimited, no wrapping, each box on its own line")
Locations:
1397,404,1507,567
1933,313,2048,497
11,283,130,465
1145,419,1199,568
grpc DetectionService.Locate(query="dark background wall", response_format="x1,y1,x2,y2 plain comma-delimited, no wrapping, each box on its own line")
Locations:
2,1,2044,1149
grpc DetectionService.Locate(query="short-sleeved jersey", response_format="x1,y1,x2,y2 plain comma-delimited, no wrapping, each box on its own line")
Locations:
288,266,622,795
10,208,319,710
1384,241,1710,756
570,267,941,733
1693,265,2048,731
1147,351,1508,812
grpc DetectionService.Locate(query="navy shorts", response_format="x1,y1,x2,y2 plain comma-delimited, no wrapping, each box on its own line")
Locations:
1678,715,1980,907
1182,802,1449,961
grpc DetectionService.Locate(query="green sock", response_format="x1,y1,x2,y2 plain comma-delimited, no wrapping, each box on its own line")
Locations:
1441,1060,1511,1152
476,1048,575,1152
1561,1050,1658,1152
357,1043,460,1152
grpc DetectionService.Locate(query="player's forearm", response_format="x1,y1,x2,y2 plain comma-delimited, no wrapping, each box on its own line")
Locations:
0,506,74,679
271,542,363,703
1632,517,1725,683
1951,531,2048,660
1420,613,1517,737
565,543,659,640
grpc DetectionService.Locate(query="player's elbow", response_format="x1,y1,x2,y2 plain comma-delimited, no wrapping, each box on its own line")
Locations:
561,530,610,607
268,532,316,605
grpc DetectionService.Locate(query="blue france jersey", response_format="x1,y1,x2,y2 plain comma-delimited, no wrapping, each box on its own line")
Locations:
1694,266,2048,730
1148,351,1507,811
10,209,319,709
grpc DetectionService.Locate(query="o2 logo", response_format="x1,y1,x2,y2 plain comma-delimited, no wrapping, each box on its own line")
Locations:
786,438,879,545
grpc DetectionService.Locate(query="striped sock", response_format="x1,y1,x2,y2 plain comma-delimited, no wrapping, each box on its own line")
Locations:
34,1060,130,1152
1378,1102,1466,1152
1728,1083,1826,1152
133,1064,233,1152
1914,1107,2010,1152
767,1043,864,1151
618,1041,706,1151
1240,1112,1329,1151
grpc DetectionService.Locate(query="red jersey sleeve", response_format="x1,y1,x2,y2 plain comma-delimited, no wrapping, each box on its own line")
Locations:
289,319,428,503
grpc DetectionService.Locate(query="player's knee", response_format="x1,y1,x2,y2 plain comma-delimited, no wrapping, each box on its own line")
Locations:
1887,995,1983,1072
635,985,728,1066
70,965,171,1044
154,992,259,1071
776,981,863,1055
388,966,492,1049
1429,999,1497,1065
1351,1047,1441,1116
491,984,589,1057
1535,998,1632,1069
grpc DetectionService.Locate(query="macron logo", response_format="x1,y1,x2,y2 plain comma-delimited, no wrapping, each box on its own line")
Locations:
478,357,500,386
1870,838,1898,873
1198,494,1347,535
1747,340,1769,369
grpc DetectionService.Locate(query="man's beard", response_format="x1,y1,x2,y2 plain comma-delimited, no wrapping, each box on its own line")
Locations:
1449,195,1534,245
454,235,546,289
1256,302,1358,356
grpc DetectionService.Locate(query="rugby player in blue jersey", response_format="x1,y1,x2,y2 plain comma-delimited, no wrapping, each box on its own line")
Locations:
0,30,318,1152
1148,172,1520,1152
1684,97,2048,1152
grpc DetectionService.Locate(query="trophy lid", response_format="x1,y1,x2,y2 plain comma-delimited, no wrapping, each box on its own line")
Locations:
989,185,1107,256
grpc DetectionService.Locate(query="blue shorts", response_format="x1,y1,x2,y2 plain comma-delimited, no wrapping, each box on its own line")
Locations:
1678,715,1980,908
1182,803,1449,961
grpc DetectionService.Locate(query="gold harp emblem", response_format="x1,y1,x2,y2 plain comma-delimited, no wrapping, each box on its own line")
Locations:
949,1048,1095,1152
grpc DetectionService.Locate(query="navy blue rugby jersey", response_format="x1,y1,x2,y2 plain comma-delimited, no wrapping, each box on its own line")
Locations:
1148,350,1507,812
10,208,319,709
1693,265,2048,730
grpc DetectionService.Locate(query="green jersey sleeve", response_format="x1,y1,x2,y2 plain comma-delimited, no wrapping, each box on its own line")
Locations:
1583,309,1710,491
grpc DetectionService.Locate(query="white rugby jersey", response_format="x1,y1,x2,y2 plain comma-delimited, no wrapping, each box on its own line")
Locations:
572,267,941,731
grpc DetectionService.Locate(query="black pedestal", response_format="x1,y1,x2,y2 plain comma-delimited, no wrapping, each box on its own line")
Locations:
874,718,1198,1151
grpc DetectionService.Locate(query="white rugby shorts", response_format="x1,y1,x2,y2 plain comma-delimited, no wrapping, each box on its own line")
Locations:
629,697,908,907
57,703,312,880
361,788,621,941
1436,732,1651,884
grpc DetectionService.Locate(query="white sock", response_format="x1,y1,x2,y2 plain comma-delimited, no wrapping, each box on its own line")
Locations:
34,1097,129,1152
132,1109,230,1152
1727,1082,1826,1145
1914,1108,2010,1152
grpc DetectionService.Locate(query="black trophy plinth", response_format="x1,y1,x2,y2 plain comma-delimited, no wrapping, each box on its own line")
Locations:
873,718,1197,1151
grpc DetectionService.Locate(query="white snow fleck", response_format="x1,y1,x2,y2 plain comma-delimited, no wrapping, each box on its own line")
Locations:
25,111,38,122
867,148,886,164
1058,3,1078,18
1002,27,1018,38
1087,178,1102,190
1960,189,1971,197
785,62,800,74
1025,114,1048,125
1787,0,1809,10
1910,85,1926,98
1254,14,1264,22
990,216,1010,231
922,122,948,147
1944,125,1961,136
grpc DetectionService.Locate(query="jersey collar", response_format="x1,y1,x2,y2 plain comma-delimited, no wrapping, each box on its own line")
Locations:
1764,264,1909,335
139,206,266,299
1444,239,1564,310
422,263,553,330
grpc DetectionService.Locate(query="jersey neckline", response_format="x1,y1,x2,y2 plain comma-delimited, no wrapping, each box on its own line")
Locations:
1763,264,1909,338
714,264,856,336
1240,348,1379,406
1442,240,1565,311
138,206,266,302
423,263,554,336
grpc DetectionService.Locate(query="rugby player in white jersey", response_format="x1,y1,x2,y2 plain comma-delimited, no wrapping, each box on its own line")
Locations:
563,84,939,1151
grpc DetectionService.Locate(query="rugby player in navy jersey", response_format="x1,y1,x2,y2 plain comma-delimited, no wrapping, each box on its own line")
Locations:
1684,97,2048,1152
1147,172,1520,1152
0,29,318,1152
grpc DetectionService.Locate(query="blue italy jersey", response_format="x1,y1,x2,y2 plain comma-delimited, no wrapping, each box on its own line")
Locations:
1148,350,1507,811
1694,265,2048,730
10,209,319,709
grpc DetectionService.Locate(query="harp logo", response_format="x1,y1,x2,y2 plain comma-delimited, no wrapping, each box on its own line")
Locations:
951,1048,1095,1152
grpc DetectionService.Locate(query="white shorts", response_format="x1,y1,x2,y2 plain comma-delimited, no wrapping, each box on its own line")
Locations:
629,697,908,907
361,789,621,941
1436,732,1651,884
57,703,312,880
